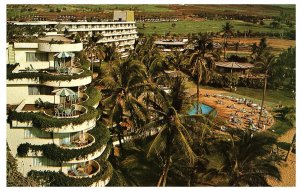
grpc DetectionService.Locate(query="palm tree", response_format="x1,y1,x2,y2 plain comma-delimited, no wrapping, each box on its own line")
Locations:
221,22,234,60
234,41,240,56
104,43,121,69
255,52,277,128
187,33,213,114
284,106,296,161
101,58,148,150
204,131,281,186
83,35,105,75
252,37,269,62
140,76,209,186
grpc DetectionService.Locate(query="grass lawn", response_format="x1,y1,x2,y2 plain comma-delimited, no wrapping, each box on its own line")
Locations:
211,86,295,108
137,20,293,36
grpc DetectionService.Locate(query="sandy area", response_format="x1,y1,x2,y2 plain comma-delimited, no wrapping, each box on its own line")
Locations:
267,127,296,187
189,88,274,131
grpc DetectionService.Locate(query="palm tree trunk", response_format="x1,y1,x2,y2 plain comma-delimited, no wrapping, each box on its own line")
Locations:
258,71,268,128
91,58,94,75
285,133,296,161
157,155,171,187
196,60,200,114
223,36,226,60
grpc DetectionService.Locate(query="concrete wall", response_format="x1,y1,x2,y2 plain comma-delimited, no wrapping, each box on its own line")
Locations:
7,85,28,105
14,48,53,70
113,11,127,22
126,11,135,22
6,85,59,105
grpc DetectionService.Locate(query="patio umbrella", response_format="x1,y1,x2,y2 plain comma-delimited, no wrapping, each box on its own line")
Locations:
52,88,76,108
54,52,75,67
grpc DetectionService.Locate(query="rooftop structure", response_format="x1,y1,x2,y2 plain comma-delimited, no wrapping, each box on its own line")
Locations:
215,62,254,74
154,39,188,52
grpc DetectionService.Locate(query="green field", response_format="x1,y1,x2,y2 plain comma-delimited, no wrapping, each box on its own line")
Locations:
137,20,293,35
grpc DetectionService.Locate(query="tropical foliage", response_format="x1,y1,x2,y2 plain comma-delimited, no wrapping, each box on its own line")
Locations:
203,131,281,186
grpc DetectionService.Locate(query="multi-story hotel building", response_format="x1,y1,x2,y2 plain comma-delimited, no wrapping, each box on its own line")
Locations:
6,36,112,186
8,11,138,57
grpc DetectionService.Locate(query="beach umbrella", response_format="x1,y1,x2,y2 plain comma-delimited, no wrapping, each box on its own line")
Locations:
52,88,76,108
54,52,75,67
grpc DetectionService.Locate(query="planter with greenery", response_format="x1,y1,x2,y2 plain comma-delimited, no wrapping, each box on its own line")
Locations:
27,159,113,186
7,67,92,82
17,123,110,162
9,106,98,130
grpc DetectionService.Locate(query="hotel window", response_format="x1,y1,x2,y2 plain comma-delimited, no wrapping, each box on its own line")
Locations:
24,129,34,138
26,52,48,62
33,158,43,166
33,157,57,167
28,85,40,95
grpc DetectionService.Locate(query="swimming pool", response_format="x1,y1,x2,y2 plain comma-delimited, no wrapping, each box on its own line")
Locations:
189,103,214,115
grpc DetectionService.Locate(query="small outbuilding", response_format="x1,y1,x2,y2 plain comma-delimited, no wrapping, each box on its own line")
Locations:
215,62,254,74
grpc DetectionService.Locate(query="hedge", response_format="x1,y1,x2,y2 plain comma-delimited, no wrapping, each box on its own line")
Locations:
17,123,110,162
9,105,98,130
7,69,92,82
28,160,113,186
83,87,102,108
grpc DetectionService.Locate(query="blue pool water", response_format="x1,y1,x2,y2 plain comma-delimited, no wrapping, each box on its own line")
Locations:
189,103,214,115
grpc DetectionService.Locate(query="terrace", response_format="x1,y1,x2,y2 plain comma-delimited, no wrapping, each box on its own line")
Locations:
66,160,100,178
59,132,95,149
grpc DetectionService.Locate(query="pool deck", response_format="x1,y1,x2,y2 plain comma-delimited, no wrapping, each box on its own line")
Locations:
190,88,274,131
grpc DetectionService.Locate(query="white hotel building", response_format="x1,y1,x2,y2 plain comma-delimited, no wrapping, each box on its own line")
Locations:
6,36,112,186
9,11,138,57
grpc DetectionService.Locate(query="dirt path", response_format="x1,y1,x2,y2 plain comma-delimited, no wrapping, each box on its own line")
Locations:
267,128,296,187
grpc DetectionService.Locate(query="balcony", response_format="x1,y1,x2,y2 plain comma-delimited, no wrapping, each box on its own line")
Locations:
59,132,95,149
10,103,98,133
45,67,84,76
43,104,87,119
66,160,100,178
7,68,92,87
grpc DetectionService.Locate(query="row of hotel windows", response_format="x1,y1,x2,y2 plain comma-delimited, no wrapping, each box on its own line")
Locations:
26,52,48,62
32,157,83,170
28,85,53,95
24,128,52,138
66,24,135,29
32,157,58,167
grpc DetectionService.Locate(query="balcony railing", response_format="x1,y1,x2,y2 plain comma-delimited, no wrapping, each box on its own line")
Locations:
66,160,101,178
59,132,95,149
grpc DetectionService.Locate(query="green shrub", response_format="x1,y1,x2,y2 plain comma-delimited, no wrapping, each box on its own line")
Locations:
7,69,92,82
17,123,110,162
84,87,102,107
9,106,98,129
28,160,113,186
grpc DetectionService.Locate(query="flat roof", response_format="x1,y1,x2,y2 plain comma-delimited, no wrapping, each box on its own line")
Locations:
38,36,73,43
215,62,254,69
154,41,186,45
8,21,136,25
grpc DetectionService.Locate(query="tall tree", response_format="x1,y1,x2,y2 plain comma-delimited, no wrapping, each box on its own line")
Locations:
234,41,240,56
255,52,277,128
101,58,148,150
83,35,105,75
221,22,234,60
140,76,209,186
104,42,121,69
188,33,213,114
